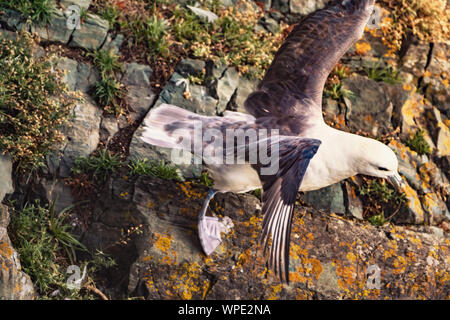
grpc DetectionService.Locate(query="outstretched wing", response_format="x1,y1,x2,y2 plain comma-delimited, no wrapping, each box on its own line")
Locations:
245,0,375,134
257,137,321,282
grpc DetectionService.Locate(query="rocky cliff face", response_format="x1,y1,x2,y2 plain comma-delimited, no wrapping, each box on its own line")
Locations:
0,0,448,299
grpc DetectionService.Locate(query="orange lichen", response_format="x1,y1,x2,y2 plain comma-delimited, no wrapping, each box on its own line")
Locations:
0,241,13,259
154,233,172,253
355,41,371,55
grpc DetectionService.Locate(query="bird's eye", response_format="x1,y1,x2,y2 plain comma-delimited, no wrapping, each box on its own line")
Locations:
377,167,389,171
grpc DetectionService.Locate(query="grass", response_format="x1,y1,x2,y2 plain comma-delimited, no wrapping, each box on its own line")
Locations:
324,82,354,101
91,49,123,79
98,4,121,28
405,129,431,155
194,171,214,187
0,33,76,170
92,0,284,80
90,49,125,115
126,14,170,57
128,158,183,181
0,0,56,24
364,61,403,84
72,149,122,182
7,200,115,299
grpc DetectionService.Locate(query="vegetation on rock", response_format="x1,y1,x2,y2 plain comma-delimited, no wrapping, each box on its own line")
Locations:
0,33,76,170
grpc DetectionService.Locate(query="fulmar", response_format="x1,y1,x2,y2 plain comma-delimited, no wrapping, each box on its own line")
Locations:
140,0,404,282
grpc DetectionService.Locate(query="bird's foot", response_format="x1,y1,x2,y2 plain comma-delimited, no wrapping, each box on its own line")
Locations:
198,215,234,255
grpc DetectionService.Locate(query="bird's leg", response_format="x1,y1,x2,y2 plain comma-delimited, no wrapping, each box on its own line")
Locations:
198,189,234,255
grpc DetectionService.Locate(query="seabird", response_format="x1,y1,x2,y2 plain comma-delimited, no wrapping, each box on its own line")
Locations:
141,0,404,282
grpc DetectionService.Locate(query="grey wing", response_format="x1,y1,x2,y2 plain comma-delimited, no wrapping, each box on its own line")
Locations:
244,0,375,134
257,137,321,282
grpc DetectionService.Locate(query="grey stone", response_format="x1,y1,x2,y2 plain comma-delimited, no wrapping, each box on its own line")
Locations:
32,10,73,44
121,63,156,125
57,57,99,93
156,72,218,116
69,13,109,50
37,178,75,215
290,0,330,15
52,97,102,177
0,155,13,202
100,116,120,144
401,41,431,77
228,76,258,113
101,33,124,54
301,183,346,215
175,58,206,77
122,63,152,87
342,75,393,136
60,0,91,10
215,67,240,114
84,176,450,299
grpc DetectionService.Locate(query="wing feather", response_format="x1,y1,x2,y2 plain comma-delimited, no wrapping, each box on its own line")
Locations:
245,0,375,134
257,137,321,282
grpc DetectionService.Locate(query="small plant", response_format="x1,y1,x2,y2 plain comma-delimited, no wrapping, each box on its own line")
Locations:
127,14,170,57
98,4,121,28
48,200,87,263
195,171,214,187
0,33,76,170
359,178,407,224
251,188,262,200
368,213,387,227
405,129,431,155
364,61,403,84
93,77,124,113
91,49,123,78
128,158,183,181
72,149,122,182
90,49,124,115
0,0,56,24
324,82,354,101
8,200,115,299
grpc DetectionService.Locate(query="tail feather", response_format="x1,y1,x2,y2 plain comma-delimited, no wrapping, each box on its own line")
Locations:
140,103,256,152
141,104,201,149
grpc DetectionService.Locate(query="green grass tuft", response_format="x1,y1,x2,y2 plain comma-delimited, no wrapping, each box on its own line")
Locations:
0,0,56,24
72,149,122,182
364,61,403,84
128,158,183,181
405,129,431,155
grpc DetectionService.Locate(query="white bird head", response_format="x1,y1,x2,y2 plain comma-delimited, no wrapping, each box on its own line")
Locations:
355,137,404,190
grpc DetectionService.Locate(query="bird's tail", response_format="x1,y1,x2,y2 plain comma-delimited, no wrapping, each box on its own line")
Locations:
141,104,256,153
140,104,200,150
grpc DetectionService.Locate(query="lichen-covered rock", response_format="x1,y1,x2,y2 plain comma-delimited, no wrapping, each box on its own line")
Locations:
0,168,35,299
83,176,449,300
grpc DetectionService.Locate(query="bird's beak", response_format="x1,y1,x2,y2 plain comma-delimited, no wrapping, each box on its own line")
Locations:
388,172,405,191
